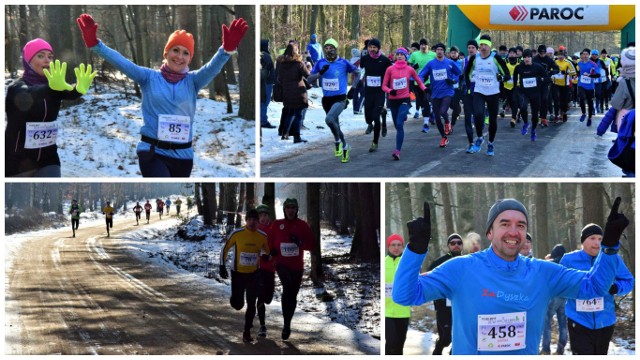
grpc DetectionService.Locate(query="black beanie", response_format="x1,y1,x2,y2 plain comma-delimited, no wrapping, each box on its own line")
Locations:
486,199,529,234
369,38,381,50
523,49,533,58
447,233,462,244
580,223,603,243
410,42,420,50
538,44,546,53
467,39,478,48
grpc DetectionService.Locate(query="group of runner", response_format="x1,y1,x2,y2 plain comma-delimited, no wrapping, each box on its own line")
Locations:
385,197,633,355
268,34,628,161
219,200,315,343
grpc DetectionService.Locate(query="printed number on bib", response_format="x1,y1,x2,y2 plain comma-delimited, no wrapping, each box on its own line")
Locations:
239,252,258,267
477,74,496,87
576,297,604,312
393,78,408,90
580,75,592,84
322,78,340,91
432,69,447,81
158,114,191,143
477,312,526,351
385,283,393,298
523,78,537,88
366,76,381,87
280,242,300,257
25,122,58,149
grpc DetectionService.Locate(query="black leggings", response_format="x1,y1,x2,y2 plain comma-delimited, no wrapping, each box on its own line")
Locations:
503,87,519,119
257,269,275,325
539,82,551,120
137,151,193,178
276,265,303,329
230,270,259,332
519,91,541,129
473,92,500,142
432,97,452,137
462,89,475,143
578,87,595,117
433,307,453,355
552,85,570,116
414,85,431,117
364,90,387,144
71,218,79,230
568,318,614,355
385,317,409,355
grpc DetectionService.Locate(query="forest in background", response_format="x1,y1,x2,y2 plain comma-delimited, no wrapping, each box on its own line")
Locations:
5,183,380,276
261,5,622,59
5,5,255,119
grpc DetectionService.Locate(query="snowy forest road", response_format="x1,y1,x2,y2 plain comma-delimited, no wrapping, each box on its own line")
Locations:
261,110,622,177
5,218,355,355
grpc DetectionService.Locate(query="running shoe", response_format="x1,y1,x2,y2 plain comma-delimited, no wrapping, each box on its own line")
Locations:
341,144,350,163
381,125,387,137
369,142,378,152
444,123,452,135
365,124,373,134
510,118,516,128
562,113,568,122
334,142,342,157
531,129,537,141
392,149,400,160
587,117,592,127
469,137,484,154
521,122,529,135
466,143,474,154
500,109,505,118
258,325,267,338
421,123,429,133
282,326,291,341
243,331,254,343
540,118,549,127
413,111,420,119
579,114,586,122
439,137,449,148
487,142,495,156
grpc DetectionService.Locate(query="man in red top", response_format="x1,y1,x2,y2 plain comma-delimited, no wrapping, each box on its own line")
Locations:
268,198,315,340
256,204,275,338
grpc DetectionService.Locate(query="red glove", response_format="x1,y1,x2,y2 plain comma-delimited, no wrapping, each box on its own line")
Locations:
222,18,248,52
76,14,99,48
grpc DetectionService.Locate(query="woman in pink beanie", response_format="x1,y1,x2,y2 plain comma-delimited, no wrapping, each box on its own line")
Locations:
5,38,96,177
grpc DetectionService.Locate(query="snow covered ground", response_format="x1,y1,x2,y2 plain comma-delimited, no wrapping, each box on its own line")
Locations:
5,202,380,354
4,76,255,178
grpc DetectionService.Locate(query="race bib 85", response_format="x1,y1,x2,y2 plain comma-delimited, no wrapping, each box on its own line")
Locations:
158,114,191,143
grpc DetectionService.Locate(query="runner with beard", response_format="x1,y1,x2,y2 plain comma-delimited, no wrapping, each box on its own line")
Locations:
360,38,392,152
308,39,360,163
427,233,464,355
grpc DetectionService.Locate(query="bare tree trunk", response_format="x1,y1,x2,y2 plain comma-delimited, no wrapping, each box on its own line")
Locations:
236,5,254,119
307,183,323,285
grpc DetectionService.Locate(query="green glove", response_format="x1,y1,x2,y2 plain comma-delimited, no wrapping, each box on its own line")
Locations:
43,60,73,92
74,63,97,95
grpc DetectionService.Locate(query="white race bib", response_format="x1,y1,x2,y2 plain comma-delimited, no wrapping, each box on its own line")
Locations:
24,122,58,149
366,76,381,87
477,312,526,352
280,242,300,257
385,283,393,298
393,77,407,90
157,114,191,143
552,73,564,80
322,78,340,91
239,252,258,266
477,74,496,87
522,77,537,88
432,68,447,81
580,75,592,84
576,297,604,312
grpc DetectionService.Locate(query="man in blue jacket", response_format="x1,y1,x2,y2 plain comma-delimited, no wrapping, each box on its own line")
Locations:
560,223,634,354
393,198,629,355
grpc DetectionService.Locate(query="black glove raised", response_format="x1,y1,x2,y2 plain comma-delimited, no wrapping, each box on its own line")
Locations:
412,63,419,70
347,87,355,99
445,78,456,85
406,202,431,254
609,283,618,295
389,89,397,96
319,64,330,75
219,265,228,279
602,197,629,247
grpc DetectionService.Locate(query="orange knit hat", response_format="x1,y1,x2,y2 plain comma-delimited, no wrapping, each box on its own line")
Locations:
164,30,194,63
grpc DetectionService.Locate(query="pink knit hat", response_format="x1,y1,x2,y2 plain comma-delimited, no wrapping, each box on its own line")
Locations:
23,38,53,63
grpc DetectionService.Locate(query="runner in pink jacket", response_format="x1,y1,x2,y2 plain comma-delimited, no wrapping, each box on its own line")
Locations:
382,48,427,160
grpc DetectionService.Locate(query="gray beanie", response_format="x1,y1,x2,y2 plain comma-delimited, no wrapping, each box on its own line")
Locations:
486,199,529,234
621,47,635,67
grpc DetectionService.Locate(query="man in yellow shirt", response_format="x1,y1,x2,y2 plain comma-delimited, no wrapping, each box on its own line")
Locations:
102,201,115,237
552,46,576,123
220,209,270,343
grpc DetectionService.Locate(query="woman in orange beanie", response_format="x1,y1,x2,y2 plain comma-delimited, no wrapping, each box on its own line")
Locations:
76,13,248,177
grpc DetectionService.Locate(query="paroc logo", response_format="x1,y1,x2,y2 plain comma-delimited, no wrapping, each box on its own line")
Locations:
509,6,585,21
509,6,529,21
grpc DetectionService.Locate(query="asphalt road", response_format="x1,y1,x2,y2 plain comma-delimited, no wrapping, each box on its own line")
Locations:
261,107,622,178
5,219,368,355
